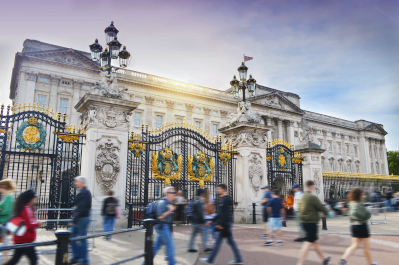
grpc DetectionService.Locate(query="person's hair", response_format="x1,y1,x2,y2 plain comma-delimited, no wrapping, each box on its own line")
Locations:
203,188,210,203
108,190,114,196
305,180,315,187
196,188,204,197
163,186,175,196
272,189,280,196
0,179,16,192
216,183,227,191
14,190,36,216
348,187,363,202
74,176,86,185
177,190,184,196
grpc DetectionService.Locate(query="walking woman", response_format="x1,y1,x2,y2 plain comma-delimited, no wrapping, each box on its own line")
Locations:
338,187,376,265
203,188,216,249
6,190,44,265
175,190,186,223
0,179,16,263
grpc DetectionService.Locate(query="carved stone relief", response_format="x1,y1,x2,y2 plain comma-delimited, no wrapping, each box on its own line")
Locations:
299,118,314,143
95,136,121,195
80,105,133,130
224,130,268,148
186,104,194,111
249,154,263,196
165,100,175,109
311,156,320,161
313,168,321,195
25,72,38,82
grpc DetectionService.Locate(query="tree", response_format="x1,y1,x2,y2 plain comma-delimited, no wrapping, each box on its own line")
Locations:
387,151,399,175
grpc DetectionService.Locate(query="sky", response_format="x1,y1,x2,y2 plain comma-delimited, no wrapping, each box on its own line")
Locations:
0,0,398,150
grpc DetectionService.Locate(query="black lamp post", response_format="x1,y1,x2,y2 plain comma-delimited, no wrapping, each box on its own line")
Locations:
89,21,131,75
230,62,257,103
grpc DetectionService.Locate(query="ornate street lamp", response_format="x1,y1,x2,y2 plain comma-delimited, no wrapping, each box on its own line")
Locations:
230,62,257,103
90,21,131,74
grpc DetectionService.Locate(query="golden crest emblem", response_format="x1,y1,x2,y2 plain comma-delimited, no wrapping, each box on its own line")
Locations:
152,146,182,185
188,151,214,187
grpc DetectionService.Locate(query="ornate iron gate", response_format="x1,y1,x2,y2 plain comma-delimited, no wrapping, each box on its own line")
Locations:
0,104,85,220
266,140,303,196
126,121,236,225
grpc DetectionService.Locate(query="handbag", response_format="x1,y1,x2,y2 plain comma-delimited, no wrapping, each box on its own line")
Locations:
5,216,27,236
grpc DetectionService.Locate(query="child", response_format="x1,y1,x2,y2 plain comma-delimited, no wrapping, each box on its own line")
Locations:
264,189,285,246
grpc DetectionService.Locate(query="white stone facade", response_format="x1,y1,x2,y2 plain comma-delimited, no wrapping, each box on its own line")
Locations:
10,39,389,179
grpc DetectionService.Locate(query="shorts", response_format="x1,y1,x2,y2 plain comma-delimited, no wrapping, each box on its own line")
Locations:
303,223,318,243
262,207,268,222
268,217,282,230
351,224,369,238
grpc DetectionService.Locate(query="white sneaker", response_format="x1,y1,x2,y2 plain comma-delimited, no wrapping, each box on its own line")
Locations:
199,258,214,265
228,260,244,264
276,240,283,246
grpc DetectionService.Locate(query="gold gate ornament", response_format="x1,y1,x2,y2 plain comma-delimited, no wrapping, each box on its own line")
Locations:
188,151,214,187
152,146,182,185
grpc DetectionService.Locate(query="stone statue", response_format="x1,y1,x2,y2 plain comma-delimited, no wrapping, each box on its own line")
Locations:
228,101,264,127
90,72,128,100
299,118,314,142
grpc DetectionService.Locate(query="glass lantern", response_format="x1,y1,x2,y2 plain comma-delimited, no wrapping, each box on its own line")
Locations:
108,36,122,59
104,21,119,44
89,39,102,62
100,48,110,70
230,75,239,93
233,91,239,99
247,74,256,93
119,46,131,68
237,62,248,81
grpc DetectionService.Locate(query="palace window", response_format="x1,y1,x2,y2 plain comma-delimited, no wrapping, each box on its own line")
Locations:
339,163,342,172
328,142,332,152
195,121,201,128
337,143,341,153
135,97,142,101
156,115,163,128
212,111,218,115
318,140,322,147
134,112,141,127
330,163,333,171
59,98,68,114
82,85,91,89
327,132,332,136
61,80,71,86
354,146,358,156
195,107,201,111
39,77,49,82
356,165,359,173
154,185,161,197
346,145,349,154
37,95,47,106
347,164,351,172
213,124,218,137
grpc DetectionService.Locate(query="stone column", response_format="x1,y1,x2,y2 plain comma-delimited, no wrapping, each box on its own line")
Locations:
185,104,194,124
50,75,61,113
144,96,155,127
358,134,371,173
71,80,83,125
370,138,375,173
277,119,283,140
24,72,38,104
203,108,211,134
296,142,325,201
165,100,175,122
288,120,295,144
381,140,389,174
267,117,273,141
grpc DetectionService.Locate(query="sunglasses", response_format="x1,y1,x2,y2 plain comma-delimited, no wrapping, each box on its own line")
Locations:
168,192,176,194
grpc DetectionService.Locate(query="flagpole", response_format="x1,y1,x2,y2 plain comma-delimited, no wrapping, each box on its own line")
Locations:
243,54,245,63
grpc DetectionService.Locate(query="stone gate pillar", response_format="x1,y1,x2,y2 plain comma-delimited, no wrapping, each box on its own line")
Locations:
75,89,139,215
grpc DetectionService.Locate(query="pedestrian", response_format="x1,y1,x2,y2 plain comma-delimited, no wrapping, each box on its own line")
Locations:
188,189,211,253
296,180,331,265
292,183,305,242
175,190,186,224
102,190,119,240
0,179,15,264
260,185,272,238
199,183,244,265
70,176,92,265
264,189,285,246
6,190,44,265
339,187,377,265
145,186,177,265
203,188,217,247
384,190,394,212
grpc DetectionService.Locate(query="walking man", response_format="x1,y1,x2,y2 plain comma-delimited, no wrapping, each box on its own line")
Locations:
147,186,177,265
260,185,272,238
199,184,244,265
264,189,285,246
188,189,211,253
297,180,330,265
293,184,305,242
70,176,92,265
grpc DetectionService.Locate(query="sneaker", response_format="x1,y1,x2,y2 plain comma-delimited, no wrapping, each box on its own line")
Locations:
204,248,213,253
228,261,244,265
261,234,269,238
199,258,214,265
277,241,283,246
69,260,79,265
264,240,273,246
187,249,198,253
323,257,331,265
294,237,305,242
371,263,378,265
338,259,347,265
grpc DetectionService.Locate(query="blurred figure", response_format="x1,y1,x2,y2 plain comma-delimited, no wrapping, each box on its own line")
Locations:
102,190,119,240
260,185,271,238
384,190,394,212
297,180,330,265
292,184,305,242
323,200,335,218
6,190,44,265
264,189,285,246
203,188,217,246
175,190,186,224
199,184,243,265
70,176,92,265
339,187,376,265
0,179,15,263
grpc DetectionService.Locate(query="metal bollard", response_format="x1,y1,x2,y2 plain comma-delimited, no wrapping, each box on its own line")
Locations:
128,203,133,228
55,230,72,265
252,203,257,224
322,216,327,230
144,218,156,265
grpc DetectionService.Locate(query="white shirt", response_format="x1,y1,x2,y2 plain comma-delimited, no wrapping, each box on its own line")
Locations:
294,191,304,212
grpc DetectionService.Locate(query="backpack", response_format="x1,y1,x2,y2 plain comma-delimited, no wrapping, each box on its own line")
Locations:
185,200,194,217
105,198,117,216
145,198,166,219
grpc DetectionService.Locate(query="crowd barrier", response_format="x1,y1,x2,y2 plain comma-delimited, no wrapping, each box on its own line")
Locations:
367,203,387,225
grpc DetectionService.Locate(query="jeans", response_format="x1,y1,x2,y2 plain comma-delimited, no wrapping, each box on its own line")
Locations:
295,211,305,238
188,223,207,250
385,200,393,212
204,219,217,245
103,215,116,238
6,246,37,265
150,224,176,265
207,222,242,263
71,217,90,265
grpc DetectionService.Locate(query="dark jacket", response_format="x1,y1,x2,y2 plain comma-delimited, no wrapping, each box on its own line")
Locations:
191,197,205,224
299,191,328,223
73,186,92,224
214,195,232,227
102,197,118,217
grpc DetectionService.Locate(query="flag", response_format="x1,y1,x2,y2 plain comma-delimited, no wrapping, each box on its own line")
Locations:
244,56,253,61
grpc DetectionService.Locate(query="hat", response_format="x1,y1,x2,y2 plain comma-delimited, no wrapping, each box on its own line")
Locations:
292,184,300,188
261,185,269,189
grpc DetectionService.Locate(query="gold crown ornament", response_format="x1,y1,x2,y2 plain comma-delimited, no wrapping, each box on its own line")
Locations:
27,116,38,125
